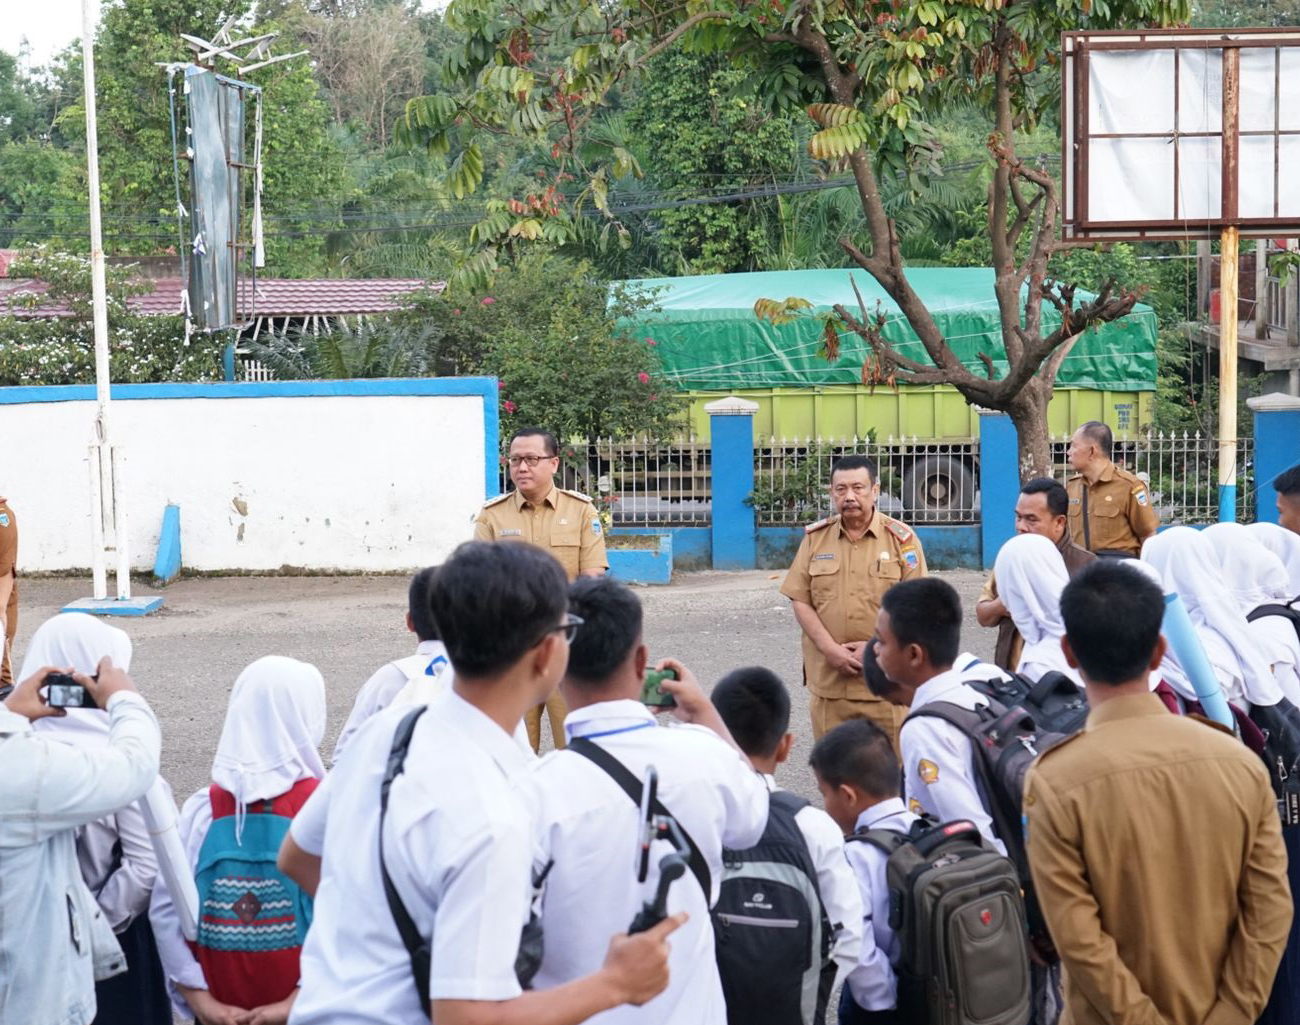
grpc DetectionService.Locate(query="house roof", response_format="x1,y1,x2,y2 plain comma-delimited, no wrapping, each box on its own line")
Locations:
0,276,441,318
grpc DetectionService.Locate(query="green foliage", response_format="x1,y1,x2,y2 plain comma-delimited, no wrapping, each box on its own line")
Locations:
246,318,433,378
0,248,223,385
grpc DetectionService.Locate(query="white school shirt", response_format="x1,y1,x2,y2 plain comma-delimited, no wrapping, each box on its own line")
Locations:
762,774,864,989
525,699,770,1025
288,690,534,1025
901,666,1006,856
843,798,919,1011
331,640,449,764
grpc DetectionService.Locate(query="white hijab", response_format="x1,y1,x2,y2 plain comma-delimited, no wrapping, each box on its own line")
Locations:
213,656,326,814
1203,522,1293,608
1142,527,1284,707
1125,557,1194,697
993,533,1081,686
1248,522,1300,598
22,612,134,746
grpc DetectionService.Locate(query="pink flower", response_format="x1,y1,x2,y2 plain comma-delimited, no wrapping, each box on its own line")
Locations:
481,296,496,306
503,400,517,413
637,372,650,384
650,394,657,401
452,309,461,315
644,337,657,346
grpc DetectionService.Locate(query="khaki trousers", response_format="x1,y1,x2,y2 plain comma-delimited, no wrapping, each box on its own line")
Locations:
525,689,569,753
809,693,907,754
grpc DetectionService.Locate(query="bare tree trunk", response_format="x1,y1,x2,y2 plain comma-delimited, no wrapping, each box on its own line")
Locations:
1005,378,1054,479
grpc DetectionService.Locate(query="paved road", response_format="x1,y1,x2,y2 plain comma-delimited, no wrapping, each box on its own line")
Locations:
13,569,995,803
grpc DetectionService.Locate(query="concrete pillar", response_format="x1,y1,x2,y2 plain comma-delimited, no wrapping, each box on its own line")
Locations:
706,396,759,570
978,410,1019,569
1247,392,1300,523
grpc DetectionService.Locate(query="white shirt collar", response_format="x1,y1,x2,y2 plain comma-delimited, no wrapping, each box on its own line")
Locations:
911,665,968,708
762,772,778,793
564,698,656,741
855,797,908,831
416,639,445,656
443,687,532,777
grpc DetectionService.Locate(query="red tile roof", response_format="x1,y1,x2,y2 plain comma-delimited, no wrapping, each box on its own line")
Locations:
0,277,441,318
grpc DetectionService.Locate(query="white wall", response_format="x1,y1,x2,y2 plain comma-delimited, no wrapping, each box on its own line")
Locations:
0,389,490,572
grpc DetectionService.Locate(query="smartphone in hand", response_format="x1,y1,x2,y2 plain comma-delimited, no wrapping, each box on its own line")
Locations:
640,669,678,708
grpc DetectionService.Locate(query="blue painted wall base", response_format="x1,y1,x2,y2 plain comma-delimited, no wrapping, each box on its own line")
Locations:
152,505,182,584
62,596,164,617
1249,395,1300,523
607,534,673,584
613,527,709,570
1218,483,1237,524
978,411,1019,569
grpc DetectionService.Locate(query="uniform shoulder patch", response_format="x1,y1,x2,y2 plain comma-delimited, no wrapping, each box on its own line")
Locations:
482,493,512,508
884,517,913,543
804,517,833,534
917,758,940,784
559,487,594,503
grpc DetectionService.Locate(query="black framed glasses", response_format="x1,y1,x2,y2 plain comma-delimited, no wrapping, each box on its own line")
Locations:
508,454,558,468
546,613,583,643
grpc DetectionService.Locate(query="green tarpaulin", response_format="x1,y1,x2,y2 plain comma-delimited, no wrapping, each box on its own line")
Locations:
617,267,1158,392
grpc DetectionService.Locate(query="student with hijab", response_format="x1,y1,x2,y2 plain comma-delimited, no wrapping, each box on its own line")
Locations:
1203,522,1300,706
1250,522,1300,599
151,656,326,1025
20,613,170,1025
991,533,1083,687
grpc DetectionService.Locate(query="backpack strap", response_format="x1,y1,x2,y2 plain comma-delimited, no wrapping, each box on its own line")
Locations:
1249,603,1296,624
847,827,910,857
1028,670,1076,707
378,705,433,1018
567,736,712,899
768,790,810,818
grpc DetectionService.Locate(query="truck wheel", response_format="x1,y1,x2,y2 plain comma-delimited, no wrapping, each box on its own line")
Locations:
902,456,977,524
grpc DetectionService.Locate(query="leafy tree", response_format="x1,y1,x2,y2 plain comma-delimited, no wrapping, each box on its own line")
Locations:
246,317,433,377
399,0,1191,474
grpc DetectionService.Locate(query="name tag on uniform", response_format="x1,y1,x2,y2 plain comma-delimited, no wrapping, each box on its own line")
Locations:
559,518,569,525
878,552,893,561
498,528,523,537
812,553,835,561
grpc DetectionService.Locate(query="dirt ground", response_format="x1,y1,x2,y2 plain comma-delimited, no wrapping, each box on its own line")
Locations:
12,569,995,803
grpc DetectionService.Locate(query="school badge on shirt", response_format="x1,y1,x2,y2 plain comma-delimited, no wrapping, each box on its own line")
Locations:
918,758,940,784
902,547,919,570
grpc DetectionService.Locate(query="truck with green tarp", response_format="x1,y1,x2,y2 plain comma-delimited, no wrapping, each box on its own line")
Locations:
618,266,1158,440
615,266,1157,520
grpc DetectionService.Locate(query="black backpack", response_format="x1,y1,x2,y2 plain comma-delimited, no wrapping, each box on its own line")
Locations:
1248,597,1300,647
904,677,1083,958
1247,697,1300,826
848,818,1031,1025
713,790,836,1025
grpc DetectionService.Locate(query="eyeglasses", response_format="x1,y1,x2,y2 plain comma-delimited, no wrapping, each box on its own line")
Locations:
545,613,584,644
508,454,557,468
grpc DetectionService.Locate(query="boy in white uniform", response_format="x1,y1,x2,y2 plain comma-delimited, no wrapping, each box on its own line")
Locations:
810,718,918,1024
278,542,682,1025
526,576,770,1025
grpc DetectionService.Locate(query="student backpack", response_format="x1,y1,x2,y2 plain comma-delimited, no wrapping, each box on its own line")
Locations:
1248,597,1300,647
190,779,318,1011
712,790,836,1025
848,818,1031,1025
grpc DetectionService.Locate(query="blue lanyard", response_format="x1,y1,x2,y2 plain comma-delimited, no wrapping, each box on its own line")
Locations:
571,721,655,742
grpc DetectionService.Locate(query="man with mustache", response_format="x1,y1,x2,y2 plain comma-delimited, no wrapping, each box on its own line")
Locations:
780,456,926,750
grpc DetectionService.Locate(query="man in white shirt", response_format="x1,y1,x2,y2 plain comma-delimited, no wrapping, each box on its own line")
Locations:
332,566,449,763
279,542,682,1025
809,717,919,1024
0,658,160,1025
866,578,1005,854
710,665,862,1023
527,576,770,1025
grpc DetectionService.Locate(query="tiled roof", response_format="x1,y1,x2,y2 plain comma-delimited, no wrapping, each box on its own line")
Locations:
0,277,441,318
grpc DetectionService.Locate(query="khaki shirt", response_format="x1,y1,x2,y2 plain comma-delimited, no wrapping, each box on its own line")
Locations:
473,485,608,583
1025,693,1292,1025
780,511,926,699
1066,461,1159,557
0,501,15,687
980,534,1095,671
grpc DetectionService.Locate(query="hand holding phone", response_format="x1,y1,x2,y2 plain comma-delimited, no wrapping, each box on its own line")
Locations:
44,672,98,709
640,669,678,708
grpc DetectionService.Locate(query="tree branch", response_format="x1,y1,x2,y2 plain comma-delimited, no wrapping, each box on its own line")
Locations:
639,10,731,63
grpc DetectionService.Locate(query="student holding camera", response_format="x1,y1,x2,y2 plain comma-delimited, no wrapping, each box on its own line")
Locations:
0,656,161,1025
524,576,769,1024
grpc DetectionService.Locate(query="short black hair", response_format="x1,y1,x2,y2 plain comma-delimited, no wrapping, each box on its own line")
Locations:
831,454,878,483
711,668,791,758
1275,462,1300,498
809,718,899,800
427,541,567,679
510,426,559,457
1059,561,1165,685
565,576,643,686
861,638,893,698
880,578,961,669
408,566,439,642
1021,476,1068,518
1078,420,1113,459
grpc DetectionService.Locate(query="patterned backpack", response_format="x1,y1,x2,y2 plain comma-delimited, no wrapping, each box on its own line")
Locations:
190,778,318,1009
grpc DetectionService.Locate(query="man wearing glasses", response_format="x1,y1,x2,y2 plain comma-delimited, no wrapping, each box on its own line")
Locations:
474,427,608,751
780,455,926,750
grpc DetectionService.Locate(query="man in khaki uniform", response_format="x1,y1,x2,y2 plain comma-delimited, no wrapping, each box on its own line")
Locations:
1065,421,1159,557
1026,562,1292,1025
0,497,16,688
474,427,608,751
976,477,1094,671
780,455,926,749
